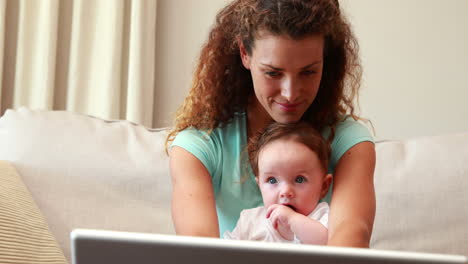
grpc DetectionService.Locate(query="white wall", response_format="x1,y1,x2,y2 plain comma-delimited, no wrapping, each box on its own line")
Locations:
153,0,229,127
154,0,468,140
342,0,468,140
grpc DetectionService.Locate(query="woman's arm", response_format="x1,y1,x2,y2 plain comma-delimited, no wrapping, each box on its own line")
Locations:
327,141,376,247
170,146,220,237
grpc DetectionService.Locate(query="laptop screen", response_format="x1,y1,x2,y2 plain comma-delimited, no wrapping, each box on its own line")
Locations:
71,229,467,264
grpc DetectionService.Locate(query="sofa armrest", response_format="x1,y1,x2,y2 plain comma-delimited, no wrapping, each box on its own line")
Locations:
0,108,174,262
0,160,68,264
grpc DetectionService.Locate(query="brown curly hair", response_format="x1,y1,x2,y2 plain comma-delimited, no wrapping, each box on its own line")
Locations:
166,0,362,151
248,122,331,177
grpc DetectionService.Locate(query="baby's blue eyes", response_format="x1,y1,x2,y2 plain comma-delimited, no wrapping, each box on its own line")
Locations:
267,177,277,184
295,176,306,183
266,176,306,184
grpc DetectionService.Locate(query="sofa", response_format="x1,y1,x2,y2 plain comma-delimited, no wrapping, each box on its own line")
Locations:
0,107,466,263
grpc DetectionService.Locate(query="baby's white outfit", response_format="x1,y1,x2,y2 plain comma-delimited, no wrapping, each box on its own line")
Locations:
223,202,329,243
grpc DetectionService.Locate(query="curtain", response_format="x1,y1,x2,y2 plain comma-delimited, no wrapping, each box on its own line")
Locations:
0,0,157,128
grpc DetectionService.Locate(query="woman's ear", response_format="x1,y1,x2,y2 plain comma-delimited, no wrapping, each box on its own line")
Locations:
320,174,333,199
238,38,251,70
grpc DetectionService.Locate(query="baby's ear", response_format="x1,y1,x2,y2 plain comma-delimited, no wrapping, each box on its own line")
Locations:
320,174,333,199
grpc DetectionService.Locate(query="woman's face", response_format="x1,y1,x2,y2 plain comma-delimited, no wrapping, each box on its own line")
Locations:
241,33,324,124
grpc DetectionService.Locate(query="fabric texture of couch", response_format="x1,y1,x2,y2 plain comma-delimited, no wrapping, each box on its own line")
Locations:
0,107,467,263
0,160,68,264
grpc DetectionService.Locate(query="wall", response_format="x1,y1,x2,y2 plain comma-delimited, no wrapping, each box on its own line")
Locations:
153,0,229,127
342,0,468,140
153,0,468,140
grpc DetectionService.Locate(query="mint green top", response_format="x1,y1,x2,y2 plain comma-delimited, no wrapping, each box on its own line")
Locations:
171,112,374,236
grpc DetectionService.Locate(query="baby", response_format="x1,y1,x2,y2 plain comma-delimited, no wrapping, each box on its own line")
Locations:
224,122,332,245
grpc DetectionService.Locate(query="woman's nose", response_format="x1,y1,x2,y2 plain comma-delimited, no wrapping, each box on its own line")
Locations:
280,77,300,102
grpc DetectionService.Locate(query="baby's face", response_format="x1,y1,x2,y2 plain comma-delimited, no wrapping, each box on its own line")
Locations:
256,138,330,216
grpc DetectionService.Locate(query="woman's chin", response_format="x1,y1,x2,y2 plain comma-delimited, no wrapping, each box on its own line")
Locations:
271,113,303,124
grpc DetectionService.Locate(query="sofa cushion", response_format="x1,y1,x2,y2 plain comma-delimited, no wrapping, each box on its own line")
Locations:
0,160,68,264
1,107,467,259
0,108,174,262
371,133,468,256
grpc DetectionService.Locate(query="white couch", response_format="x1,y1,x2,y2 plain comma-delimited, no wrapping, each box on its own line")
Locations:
0,108,467,263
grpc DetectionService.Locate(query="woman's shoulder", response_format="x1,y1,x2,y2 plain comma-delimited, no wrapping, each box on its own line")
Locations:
170,113,247,174
322,116,373,139
174,112,246,142
322,116,375,170
335,117,373,138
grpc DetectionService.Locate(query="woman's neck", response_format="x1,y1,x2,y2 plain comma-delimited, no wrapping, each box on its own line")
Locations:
247,101,273,140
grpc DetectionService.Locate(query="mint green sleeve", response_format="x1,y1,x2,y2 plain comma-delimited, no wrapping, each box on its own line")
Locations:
320,119,374,203
171,129,221,178
325,119,375,173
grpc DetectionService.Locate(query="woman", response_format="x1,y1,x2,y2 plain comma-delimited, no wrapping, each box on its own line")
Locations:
166,0,375,247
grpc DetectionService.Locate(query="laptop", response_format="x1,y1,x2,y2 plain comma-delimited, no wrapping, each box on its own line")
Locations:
70,229,467,264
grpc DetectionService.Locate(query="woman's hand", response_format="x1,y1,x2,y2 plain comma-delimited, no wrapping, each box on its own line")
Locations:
170,146,220,237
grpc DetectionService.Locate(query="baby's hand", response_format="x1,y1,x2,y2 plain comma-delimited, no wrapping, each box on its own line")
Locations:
266,204,297,240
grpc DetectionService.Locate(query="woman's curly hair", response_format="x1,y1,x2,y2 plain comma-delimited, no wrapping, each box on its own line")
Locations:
166,0,362,151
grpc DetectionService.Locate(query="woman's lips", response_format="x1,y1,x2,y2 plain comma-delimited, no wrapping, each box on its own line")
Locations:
276,102,300,112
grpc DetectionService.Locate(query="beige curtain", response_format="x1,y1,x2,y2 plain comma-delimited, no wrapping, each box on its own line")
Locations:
0,0,157,127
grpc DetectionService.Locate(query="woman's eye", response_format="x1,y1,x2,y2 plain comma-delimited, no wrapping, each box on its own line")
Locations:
265,71,281,77
301,70,316,76
267,177,277,184
295,176,306,183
